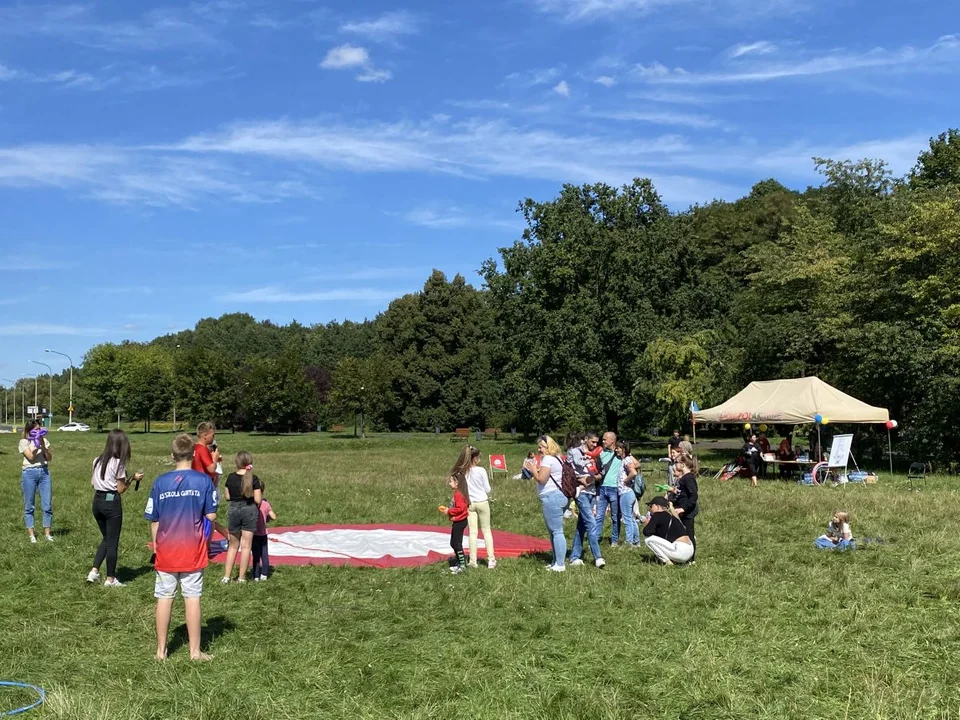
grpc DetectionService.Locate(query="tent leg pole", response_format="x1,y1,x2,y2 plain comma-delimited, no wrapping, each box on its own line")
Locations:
817,426,822,462
692,416,696,447
887,428,893,476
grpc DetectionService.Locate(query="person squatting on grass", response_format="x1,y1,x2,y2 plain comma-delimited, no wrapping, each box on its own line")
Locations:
593,431,623,548
222,451,264,584
87,429,144,587
146,433,219,661
616,440,641,547
439,466,471,574
252,484,276,581
667,453,699,560
815,511,854,550
524,435,568,572
642,497,694,565
193,421,229,540
566,432,605,569
19,419,54,543
459,446,497,569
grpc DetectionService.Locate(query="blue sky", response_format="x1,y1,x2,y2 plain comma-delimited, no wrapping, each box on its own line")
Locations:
0,0,957,378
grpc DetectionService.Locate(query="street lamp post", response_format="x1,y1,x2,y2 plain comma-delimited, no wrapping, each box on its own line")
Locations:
45,349,74,424
173,344,181,432
360,385,366,439
31,360,53,424
1,378,14,425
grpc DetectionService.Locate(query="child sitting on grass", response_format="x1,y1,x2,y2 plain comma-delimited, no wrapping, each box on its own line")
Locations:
815,511,854,550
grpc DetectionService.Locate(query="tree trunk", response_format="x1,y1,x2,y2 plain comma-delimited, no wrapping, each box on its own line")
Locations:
604,409,620,434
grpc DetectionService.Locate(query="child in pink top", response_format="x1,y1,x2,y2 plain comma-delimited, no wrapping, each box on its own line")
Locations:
252,493,277,582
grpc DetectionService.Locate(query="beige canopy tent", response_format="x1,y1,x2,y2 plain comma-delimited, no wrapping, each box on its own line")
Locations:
693,377,889,425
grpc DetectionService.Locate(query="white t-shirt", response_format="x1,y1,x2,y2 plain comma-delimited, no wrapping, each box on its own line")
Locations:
91,457,125,492
465,466,491,503
19,437,50,469
617,456,637,494
536,455,563,498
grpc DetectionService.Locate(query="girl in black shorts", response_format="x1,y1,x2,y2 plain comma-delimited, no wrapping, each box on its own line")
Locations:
221,451,263,584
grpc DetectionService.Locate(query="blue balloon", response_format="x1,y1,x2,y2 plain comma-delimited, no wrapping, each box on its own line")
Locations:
814,414,823,424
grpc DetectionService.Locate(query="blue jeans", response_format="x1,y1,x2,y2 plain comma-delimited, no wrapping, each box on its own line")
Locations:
619,492,639,545
570,492,602,562
594,485,621,544
540,491,568,567
22,466,53,530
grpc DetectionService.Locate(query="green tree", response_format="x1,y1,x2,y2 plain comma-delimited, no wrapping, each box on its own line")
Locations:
911,129,960,189
328,355,396,433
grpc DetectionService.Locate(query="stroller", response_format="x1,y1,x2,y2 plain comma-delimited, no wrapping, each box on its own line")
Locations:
716,454,750,482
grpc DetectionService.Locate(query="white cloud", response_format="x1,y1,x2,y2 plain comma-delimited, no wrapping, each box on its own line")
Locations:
0,4,222,52
533,0,804,22
0,324,105,337
552,80,571,97
582,107,720,129
594,75,617,87
0,62,96,88
644,35,960,85
340,11,419,44
729,41,778,58
320,44,371,70
402,207,520,231
505,66,564,87
320,44,391,82
221,287,401,303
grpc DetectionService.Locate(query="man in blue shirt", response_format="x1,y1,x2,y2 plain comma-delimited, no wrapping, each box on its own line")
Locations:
592,431,624,547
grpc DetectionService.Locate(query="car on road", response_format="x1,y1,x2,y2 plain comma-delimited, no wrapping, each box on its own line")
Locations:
58,422,90,432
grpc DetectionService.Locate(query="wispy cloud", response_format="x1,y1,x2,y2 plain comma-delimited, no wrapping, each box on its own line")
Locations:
320,44,392,82
0,62,95,88
594,75,617,87
221,287,402,303
643,35,960,85
533,0,804,22
504,66,564,88
582,107,721,129
0,4,223,52
340,11,419,45
728,41,778,58
552,80,571,97
402,206,521,231
0,324,106,337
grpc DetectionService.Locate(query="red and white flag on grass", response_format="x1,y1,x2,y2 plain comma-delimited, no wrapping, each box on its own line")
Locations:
489,454,507,474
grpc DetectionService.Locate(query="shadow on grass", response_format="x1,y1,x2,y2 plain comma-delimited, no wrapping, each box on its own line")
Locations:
116,564,154,583
51,527,72,537
167,615,236,657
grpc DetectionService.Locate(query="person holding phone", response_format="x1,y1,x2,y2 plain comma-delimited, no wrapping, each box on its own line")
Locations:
87,429,144,587
19,419,53,543
193,422,227,540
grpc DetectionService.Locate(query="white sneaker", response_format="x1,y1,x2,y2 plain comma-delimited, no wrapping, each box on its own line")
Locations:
103,578,124,587
595,558,606,569
547,564,566,573
220,577,231,585
467,562,479,569
449,565,464,575
29,536,37,544
563,510,574,519
487,560,497,569
87,569,101,583
569,558,585,567
45,535,54,542
511,473,523,480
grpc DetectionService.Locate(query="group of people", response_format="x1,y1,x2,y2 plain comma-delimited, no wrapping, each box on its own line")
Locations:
439,430,700,573
16,420,277,661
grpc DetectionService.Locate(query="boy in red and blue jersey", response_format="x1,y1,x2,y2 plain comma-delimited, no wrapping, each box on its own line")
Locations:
145,433,218,661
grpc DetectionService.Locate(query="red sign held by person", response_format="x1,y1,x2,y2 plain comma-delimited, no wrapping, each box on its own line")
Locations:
489,454,508,475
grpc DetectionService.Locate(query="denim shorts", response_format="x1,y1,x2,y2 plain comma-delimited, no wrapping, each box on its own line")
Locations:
228,501,259,533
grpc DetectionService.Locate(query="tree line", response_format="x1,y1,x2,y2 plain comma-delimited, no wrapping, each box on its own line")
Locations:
17,129,959,463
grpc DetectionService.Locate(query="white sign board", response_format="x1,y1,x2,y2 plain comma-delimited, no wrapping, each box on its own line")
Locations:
829,434,854,468
27,405,39,416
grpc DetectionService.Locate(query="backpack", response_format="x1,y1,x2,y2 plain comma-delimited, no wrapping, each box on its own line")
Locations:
632,473,646,501
553,458,580,499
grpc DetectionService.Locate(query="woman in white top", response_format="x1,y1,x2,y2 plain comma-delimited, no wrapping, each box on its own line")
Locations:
87,430,143,586
460,446,496,569
523,435,568,572
18,419,53,543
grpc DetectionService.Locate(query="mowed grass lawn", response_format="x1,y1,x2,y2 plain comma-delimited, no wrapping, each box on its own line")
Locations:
2,431,960,720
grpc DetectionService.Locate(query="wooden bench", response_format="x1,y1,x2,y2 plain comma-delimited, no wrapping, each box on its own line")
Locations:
483,428,501,440
453,427,471,441
331,424,345,433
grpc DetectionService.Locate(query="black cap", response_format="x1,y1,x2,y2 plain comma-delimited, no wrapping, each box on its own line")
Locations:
647,497,670,509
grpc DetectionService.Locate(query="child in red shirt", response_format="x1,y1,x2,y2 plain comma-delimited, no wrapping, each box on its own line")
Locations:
438,473,470,574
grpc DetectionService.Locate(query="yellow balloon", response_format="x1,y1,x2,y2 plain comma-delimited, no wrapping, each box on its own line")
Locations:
744,423,751,430
759,424,768,432
821,418,830,426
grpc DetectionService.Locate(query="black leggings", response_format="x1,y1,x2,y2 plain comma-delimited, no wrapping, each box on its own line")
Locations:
252,534,270,579
92,492,123,577
682,516,696,559
449,519,467,568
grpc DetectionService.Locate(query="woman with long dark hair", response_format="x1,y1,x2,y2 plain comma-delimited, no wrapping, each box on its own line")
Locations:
19,419,53,543
87,429,143,586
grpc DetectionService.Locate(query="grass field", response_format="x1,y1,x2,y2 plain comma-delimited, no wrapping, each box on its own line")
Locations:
2,431,959,720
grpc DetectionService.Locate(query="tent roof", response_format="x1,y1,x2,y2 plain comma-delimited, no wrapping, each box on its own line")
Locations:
693,377,889,425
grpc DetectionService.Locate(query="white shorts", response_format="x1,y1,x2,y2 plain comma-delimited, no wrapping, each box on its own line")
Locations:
154,570,204,599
